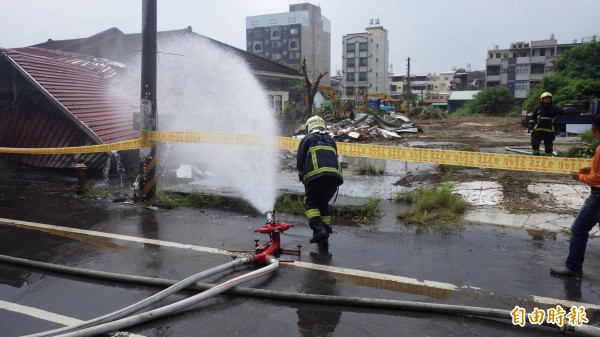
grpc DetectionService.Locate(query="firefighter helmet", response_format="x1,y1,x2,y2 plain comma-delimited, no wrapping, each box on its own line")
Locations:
540,92,553,101
305,115,326,133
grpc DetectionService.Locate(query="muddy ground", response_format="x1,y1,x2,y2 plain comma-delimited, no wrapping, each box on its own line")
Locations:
380,115,586,215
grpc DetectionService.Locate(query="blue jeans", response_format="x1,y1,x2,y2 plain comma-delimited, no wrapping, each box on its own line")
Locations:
566,189,600,271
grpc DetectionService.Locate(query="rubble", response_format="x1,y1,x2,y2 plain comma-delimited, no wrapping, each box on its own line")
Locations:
328,112,421,142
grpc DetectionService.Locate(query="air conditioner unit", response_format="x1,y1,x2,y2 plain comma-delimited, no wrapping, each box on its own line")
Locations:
501,68,508,72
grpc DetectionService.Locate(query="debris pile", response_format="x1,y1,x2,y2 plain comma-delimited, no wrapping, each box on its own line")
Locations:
328,112,421,142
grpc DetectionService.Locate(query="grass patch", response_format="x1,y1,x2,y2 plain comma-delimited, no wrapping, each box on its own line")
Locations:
355,161,386,175
395,181,468,225
275,194,305,216
77,186,115,199
154,190,254,213
562,130,596,158
334,198,382,220
275,193,382,221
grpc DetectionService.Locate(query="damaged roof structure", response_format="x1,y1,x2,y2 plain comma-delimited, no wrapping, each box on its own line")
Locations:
0,47,138,169
0,27,302,169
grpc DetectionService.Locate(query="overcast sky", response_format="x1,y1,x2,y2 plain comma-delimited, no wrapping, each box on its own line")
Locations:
1,0,597,74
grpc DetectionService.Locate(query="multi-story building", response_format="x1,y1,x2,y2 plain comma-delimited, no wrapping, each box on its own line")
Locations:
485,34,589,99
341,19,389,100
389,72,453,100
246,3,331,85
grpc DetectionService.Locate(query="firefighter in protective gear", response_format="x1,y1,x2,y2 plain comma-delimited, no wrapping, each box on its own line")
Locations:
529,92,563,156
297,116,343,248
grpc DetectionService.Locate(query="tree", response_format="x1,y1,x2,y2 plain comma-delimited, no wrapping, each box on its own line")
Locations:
300,56,327,120
524,42,600,112
465,86,514,115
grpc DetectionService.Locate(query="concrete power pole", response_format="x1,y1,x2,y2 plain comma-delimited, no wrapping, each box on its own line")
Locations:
136,0,158,202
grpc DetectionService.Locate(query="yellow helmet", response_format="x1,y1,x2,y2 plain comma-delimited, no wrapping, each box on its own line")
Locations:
305,115,326,133
540,92,553,100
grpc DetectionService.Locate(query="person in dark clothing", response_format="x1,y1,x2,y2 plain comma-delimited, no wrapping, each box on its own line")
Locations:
529,92,563,156
550,115,600,277
296,116,343,249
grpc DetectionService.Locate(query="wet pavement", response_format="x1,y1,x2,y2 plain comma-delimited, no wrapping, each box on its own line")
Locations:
0,167,599,337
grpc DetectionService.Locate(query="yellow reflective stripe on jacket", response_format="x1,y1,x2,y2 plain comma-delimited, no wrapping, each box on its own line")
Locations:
534,116,556,132
322,216,331,224
304,167,342,180
303,145,341,180
306,208,321,219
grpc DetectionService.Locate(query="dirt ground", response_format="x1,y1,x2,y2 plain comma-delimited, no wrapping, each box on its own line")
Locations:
386,115,586,214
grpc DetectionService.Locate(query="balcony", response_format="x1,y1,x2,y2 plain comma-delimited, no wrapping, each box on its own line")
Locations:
486,58,501,66
516,56,530,64
531,56,546,64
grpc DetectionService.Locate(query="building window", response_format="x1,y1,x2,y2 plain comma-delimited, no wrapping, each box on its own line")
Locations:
272,41,281,48
359,57,368,66
346,43,355,52
515,81,529,91
254,31,261,38
539,49,546,56
289,52,300,59
268,95,283,113
346,87,355,96
272,53,282,60
290,28,299,34
487,67,500,75
347,58,355,67
359,42,368,51
290,41,298,49
272,31,280,39
359,72,368,81
346,73,355,82
516,65,529,74
253,43,262,52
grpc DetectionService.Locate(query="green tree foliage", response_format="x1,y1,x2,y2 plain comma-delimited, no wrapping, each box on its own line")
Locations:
554,42,600,79
524,42,600,112
465,86,514,115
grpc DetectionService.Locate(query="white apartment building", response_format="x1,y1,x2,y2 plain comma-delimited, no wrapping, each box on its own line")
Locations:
485,34,590,99
246,3,331,85
341,20,389,100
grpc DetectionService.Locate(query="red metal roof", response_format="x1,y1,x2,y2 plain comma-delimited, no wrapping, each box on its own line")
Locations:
3,47,138,144
0,47,139,169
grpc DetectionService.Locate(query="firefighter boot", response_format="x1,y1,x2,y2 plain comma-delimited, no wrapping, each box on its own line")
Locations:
309,217,329,244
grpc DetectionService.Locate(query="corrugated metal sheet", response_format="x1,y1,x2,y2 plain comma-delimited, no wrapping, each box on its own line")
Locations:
0,47,139,169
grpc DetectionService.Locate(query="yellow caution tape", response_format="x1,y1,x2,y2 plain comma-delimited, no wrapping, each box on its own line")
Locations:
147,131,260,145
0,132,591,174
0,139,143,155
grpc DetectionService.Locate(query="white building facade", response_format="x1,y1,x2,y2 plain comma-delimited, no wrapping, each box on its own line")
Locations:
341,21,389,100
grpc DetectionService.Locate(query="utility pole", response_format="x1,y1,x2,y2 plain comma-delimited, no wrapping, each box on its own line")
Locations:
405,57,411,115
136,0,158,202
